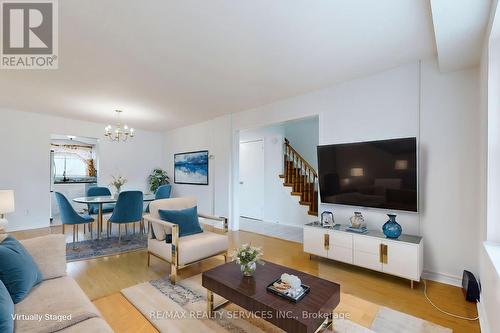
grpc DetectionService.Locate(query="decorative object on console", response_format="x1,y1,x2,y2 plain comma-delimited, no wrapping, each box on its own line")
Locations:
321,211,335,227
349,211,366,229
174,150,209,185
232,244,264,277
382,213,402,239
0,190,14,233
104,109,135,142
148,168,170,193
110,175,127,197
346,226,368,234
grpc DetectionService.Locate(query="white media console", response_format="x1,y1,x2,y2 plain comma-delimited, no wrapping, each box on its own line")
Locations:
303,222,423,287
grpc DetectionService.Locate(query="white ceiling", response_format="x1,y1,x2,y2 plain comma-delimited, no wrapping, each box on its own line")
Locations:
0,0,489,131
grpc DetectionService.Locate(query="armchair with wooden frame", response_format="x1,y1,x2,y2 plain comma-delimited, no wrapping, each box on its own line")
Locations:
143,197,229,284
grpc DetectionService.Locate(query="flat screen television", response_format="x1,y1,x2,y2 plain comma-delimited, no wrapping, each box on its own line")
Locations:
317,137,417,212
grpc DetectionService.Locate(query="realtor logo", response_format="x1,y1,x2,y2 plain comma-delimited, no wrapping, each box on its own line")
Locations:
1,0,58,69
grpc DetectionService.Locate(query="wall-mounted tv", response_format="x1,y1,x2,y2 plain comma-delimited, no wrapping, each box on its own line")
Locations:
317,137,417,212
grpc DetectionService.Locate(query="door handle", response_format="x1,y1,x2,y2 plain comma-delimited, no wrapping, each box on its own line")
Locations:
239,181,244,185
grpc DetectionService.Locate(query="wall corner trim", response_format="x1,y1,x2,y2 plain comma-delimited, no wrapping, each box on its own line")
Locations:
477,299,490,333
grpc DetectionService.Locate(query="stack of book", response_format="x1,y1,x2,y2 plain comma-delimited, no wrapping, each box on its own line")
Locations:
346,226,368,234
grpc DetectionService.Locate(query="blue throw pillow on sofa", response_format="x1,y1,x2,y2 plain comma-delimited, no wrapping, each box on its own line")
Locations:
0,280,14,333
0,236,43,303
158,206,203,238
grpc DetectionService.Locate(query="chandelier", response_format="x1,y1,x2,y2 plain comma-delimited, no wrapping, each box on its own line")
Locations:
104,110,135,142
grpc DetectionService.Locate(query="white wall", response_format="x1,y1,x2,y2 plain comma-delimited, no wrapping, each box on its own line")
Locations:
230,59,480,284
239,124,316,226
231,63,421,235
478,3,500,332
419,60,480,283
317,62,420,237
163,58,481,284
479,244,500,333
163,115,231,218
0,109,165,231
488,36,500,244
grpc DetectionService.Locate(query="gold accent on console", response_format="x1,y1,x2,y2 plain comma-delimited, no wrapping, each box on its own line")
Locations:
324,233,330,250
379,244,388,264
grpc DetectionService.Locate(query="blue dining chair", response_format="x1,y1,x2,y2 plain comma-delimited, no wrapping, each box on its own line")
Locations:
145,184,172,213
155,184,172,199
87,187,115,215
86,186,115,235
107,191,144,243
55,192,94,249
143,185,172,233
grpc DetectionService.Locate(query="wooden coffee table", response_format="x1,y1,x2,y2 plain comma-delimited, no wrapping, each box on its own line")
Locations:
202,260,340,333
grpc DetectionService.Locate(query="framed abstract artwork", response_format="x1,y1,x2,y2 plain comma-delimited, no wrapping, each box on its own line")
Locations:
174,150,209,185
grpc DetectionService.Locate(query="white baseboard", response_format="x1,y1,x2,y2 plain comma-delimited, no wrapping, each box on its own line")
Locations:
422,270,462,287
477,300,490,333
6,223,50,233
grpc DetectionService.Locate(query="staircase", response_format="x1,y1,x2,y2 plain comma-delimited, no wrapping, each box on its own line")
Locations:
279,138,318,216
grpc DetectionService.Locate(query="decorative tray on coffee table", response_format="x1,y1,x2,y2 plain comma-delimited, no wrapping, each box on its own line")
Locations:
266,278,310,303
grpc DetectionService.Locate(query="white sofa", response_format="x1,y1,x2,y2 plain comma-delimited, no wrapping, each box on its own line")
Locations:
13,234,113,333
143,197,229,283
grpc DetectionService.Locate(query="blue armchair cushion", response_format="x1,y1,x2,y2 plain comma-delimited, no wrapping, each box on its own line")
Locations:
0,236,43,303
0,280,13,333
158,206,203,238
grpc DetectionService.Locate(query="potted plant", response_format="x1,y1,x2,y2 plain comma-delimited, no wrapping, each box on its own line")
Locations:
148,168,170,193
231,244,264,277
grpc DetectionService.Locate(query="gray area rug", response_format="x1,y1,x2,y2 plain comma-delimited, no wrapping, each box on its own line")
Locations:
122,274,452,333
371,307,452,333
123,274,373,333
66,233,147,261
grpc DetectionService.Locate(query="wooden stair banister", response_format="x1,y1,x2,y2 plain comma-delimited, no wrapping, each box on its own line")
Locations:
284,139,318,178
281,138,318,216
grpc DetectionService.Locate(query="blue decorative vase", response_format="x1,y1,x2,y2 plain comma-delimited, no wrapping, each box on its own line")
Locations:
383,214,401,239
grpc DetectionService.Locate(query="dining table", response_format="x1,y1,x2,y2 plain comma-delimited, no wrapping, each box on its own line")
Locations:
73,193,156,239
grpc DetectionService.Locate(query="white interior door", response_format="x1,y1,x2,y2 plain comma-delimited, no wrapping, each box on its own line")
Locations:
239,140,265,220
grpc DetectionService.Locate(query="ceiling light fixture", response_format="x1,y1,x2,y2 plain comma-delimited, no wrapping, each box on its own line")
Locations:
104,110,135,142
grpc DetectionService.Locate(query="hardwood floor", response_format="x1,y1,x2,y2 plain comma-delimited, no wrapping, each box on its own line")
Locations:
93,293,158,333
11,226,479,333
